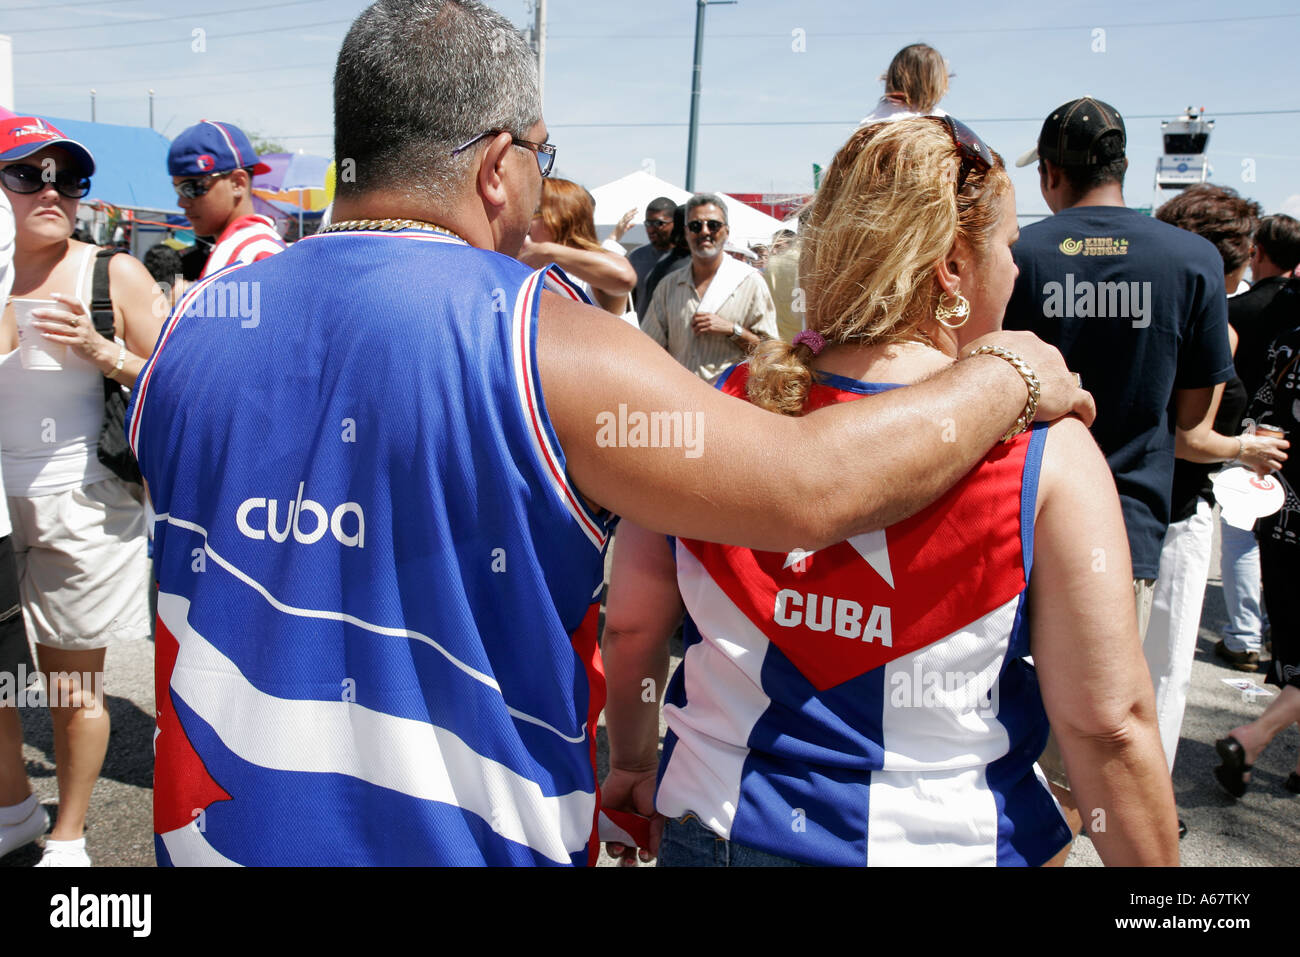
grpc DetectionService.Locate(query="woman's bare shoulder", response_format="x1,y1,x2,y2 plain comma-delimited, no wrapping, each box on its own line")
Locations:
1036,415,1110,515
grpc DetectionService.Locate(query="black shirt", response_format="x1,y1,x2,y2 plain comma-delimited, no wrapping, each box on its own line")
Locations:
1004,205,1234,578
1229,275,1300,412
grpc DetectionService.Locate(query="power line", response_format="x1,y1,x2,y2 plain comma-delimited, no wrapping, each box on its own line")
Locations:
265,108,1300,139
4,0,327,34
14,16,353,55
547,11,1300,40
0,0,150,10
26,77,330,106
542,109,1300,128
25,59,336,89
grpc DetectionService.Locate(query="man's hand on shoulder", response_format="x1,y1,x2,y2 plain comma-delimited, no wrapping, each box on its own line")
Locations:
964,329,1097,428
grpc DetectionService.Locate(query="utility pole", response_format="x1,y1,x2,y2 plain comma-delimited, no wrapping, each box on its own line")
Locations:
148,89,155,130
89,88,96,122
685,0,736,191
533,0,547,105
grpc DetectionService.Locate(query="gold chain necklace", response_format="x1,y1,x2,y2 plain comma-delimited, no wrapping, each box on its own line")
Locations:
318,218,468,244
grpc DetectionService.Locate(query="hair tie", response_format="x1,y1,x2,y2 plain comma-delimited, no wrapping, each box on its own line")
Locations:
793,329,826,356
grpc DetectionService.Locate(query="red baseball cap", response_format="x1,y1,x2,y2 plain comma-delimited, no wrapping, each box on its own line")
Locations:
0,116,95,176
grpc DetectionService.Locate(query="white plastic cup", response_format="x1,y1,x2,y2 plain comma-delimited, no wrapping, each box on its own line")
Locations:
11,299,65,370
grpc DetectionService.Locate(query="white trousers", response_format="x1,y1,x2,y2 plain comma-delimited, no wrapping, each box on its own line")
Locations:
1144,498,1215,772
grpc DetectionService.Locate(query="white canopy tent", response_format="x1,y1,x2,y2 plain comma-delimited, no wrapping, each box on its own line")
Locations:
590,170,788,249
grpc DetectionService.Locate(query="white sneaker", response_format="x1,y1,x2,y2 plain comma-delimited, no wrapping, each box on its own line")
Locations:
0,802,48,860
35,838,91,867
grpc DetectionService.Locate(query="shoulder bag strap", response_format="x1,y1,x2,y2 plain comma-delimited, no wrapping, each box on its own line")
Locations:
90,248,116,341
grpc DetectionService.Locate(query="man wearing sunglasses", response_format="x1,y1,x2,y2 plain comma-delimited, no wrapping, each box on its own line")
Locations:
167,121,284,278
641,193,778,382
627,196,679,316
128,0,1093,868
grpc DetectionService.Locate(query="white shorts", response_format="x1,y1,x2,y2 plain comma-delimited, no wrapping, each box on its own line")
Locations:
7,478,151,651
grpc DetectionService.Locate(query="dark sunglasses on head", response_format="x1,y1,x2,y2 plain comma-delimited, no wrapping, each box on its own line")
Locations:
936,114,993,193
687,219,725,234
174,170,234,200
0,163,91,199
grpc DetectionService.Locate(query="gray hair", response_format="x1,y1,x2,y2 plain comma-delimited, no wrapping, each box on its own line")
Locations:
686,192,728,224
334,0,542,203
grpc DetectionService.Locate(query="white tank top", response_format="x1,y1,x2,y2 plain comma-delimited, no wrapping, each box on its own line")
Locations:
0,245,113,497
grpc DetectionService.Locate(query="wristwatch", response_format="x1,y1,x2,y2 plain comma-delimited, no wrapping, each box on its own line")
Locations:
728,322,744,342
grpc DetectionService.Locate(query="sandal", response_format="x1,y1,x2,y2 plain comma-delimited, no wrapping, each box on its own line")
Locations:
1213,736,1252,799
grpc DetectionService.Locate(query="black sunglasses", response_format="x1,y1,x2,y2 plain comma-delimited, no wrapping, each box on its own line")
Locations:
644,218,673,229
451,129,556,177
174,170,234,200
937,115,993,193
0,163,90,199
687,219,725,234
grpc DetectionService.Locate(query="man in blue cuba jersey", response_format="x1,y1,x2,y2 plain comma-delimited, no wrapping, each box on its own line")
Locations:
127,0,1094,866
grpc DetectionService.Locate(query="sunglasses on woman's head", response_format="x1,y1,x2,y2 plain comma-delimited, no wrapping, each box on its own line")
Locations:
0,163,91,199
936,114,993,193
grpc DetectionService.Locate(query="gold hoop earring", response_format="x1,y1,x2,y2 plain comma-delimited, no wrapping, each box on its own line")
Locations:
935,292,970,329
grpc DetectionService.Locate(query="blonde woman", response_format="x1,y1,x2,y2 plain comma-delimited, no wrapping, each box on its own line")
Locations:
601,117,1176,867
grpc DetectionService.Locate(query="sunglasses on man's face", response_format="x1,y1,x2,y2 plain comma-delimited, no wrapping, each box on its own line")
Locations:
173,170,234,200
687,219,725,234
0,163,91,199
936,114,993,193
645,218,673,229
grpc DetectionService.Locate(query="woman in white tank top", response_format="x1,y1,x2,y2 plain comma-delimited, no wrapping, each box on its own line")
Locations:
0,121,164,867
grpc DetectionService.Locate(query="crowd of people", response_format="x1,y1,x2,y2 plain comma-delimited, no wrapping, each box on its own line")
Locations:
0,2,1295,867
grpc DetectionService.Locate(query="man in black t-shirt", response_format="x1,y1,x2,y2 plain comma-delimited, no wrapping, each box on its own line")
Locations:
1003,98,1233,842
1005,98,1233,599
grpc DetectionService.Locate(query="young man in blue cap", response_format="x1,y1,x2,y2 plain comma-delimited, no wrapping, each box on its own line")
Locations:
168,120,285,277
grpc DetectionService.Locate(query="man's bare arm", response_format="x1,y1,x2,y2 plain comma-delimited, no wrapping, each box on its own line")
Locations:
539,293,1094,551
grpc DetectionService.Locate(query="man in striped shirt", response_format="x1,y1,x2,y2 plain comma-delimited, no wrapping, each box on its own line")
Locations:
168,120,285,278
642,194,778,382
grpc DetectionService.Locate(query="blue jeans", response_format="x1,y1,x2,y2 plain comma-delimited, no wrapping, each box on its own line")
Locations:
658,813,808,867
1220,516,1266,654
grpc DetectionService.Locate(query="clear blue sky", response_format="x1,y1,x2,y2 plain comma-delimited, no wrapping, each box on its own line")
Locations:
9,0,1300,218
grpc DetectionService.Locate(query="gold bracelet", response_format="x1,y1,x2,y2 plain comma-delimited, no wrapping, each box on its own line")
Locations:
965,345,1041,442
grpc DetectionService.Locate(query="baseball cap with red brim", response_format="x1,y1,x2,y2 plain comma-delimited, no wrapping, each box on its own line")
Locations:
168,120,272,177
0,116,95,176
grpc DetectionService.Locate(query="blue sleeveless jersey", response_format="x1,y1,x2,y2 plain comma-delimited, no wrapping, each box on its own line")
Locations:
128,229,613,866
